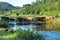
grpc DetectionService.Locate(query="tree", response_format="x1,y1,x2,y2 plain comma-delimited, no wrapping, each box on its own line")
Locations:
16,13,19,16
23,4,31,8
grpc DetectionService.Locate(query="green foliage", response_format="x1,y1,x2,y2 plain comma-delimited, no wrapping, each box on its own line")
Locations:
0,29,43,40
0,0,60,17
0,20,9,28
10,0,60,15
23,4,31,8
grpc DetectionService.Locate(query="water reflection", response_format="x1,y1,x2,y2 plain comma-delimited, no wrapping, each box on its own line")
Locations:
8,21,60,40
45,24,55,30
9,24,45,31
8,21,57,31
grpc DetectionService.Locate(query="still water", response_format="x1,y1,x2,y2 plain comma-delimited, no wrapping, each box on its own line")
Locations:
9,21,60,40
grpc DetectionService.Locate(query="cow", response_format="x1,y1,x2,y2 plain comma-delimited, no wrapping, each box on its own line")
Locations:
45,16,55,20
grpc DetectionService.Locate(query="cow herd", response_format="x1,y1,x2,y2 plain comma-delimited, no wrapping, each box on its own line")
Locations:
0,16,56,25
45,16,55,20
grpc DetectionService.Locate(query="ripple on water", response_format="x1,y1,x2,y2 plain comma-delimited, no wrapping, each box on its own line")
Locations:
38,31,60,40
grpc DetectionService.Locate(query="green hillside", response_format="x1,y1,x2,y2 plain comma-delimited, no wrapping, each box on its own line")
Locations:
0,0,60,18
0,2,15,11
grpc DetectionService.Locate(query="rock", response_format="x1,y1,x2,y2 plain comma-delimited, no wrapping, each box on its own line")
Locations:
4,28,15,33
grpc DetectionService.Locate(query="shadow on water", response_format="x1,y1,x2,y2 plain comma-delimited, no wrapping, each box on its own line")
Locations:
8,20,60,31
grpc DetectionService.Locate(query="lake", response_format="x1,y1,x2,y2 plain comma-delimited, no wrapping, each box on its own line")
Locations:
8,21,60,40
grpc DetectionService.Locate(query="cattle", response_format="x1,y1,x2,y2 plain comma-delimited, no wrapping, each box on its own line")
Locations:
9,18,15,21
16,17,32,25
1,16,9,20
16,17,46,25
45,16,55,20
32,17,46,22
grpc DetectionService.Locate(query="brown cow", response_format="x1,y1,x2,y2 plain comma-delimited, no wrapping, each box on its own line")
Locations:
45,16,55,20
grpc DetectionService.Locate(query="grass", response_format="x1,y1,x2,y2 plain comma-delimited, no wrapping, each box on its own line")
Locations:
45,18,60,31
41,11,60,16
0,11,60,19
0,29,43,40
46,18,60,24
0,13,46,20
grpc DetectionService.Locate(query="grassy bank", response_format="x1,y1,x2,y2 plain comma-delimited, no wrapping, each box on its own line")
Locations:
0,29,43,40
46,18,60,31
46,18,60,24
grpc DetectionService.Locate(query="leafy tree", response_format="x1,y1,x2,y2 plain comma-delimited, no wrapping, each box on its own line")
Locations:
23,4,31,8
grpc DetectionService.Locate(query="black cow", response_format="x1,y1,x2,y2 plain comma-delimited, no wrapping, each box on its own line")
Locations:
1,16,9,20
